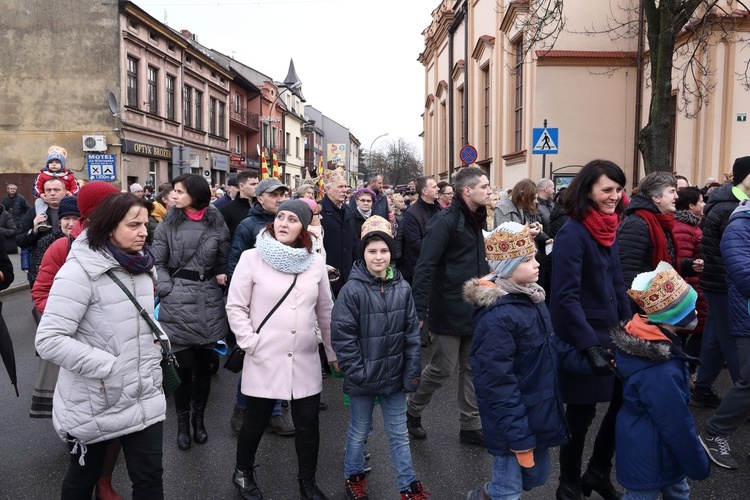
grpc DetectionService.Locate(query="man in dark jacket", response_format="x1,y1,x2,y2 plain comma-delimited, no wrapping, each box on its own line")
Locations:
350,172,388,219
227,177,289,279
321,167,357,295
3,183,30,228
213,173,238,210
406,166,491,446
220,170,259,239
16,178,64,280
400,175,441,283
691,157,750,408
700,199,750,470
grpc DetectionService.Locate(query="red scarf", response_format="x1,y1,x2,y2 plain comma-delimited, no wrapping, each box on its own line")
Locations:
579,209,620,247
185,208,207,221
634,209,681,273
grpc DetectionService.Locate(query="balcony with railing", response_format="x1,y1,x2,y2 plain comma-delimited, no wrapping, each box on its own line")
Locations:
229,107,260,131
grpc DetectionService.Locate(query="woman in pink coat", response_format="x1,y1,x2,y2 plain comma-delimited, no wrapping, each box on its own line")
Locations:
226,199,335,500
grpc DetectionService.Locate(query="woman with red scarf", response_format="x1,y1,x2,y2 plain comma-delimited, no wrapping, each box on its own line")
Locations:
549,160,632,500
617,172,702,314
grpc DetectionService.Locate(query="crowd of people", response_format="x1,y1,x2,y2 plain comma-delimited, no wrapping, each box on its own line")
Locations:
4,145,750,499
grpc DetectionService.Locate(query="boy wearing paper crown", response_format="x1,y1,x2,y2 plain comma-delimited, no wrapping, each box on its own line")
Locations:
464,222,609,499
610,262,710,499
330,215,429,500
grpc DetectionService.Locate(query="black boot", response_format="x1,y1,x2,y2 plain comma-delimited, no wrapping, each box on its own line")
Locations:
233,467,263,500
556,481,584,500
581,468,622,500
177,411,191,450
192,408,208,444
191,368,211,444
299,477,328,500
406,412,426,439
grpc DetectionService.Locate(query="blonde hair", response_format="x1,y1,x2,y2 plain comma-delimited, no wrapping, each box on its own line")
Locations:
392,194,405,216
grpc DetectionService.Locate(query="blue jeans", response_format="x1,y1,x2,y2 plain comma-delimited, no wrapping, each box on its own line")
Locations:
344,392,416,491
486,449,551,499
623,478,689,499
236,376,281,416
695,291,741,390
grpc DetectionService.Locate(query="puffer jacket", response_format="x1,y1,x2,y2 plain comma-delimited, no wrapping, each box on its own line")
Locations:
331,262,421,396
152,205,230,348
720,203,750,338
35,231,166,445
611,317,710,490
400,197,441,281
0,204,16,240
617,194,692,312
699,183,745,293
227,201,274,279
465,278,591,456
673,211,707,333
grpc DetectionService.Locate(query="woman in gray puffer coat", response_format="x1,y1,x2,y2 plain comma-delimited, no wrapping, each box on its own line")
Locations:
152,173,230,451
35,193,166,499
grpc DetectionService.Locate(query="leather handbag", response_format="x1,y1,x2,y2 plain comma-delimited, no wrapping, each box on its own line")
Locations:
105,270,181,397
224,274,298,373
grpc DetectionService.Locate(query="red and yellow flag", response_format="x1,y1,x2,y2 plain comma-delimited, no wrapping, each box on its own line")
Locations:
271,149,279,179
260,149,268,179
316,153,324,201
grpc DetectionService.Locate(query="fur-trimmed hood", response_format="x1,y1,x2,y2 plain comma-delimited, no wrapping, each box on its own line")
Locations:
610,321,672,363
463,276,508,308
674,210,701,227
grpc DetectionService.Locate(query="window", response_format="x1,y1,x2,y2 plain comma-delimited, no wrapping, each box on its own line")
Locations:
166,75,175,120
235,134,242,153
183,86,191,127
147,66,158,114
209,98,216,135
234,94,241,113
127,57,138,108
514,38,524,152
483,66,490,157
296,137,300,158
218,102,225,137
286,132,291,154
194,90,203,130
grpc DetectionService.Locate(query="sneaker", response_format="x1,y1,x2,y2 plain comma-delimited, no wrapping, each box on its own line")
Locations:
699,432,738,469
363,460,372,473
466,483,491,500
406,412,427,439
230,405,246,434
266,414,295,436
37,221,52,233
459,429,486,446
691,387,722,408
401,480,431,499
363,450,371,460
344,474,369,500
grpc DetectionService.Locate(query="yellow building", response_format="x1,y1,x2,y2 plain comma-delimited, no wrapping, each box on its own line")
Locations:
420,0,750,189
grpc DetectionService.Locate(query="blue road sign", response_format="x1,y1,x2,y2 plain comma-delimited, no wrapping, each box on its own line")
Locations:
532,128,559,154
460,144,478,164
87,154,117,181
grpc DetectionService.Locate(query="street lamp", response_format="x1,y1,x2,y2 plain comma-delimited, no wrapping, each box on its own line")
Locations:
369,132,389,176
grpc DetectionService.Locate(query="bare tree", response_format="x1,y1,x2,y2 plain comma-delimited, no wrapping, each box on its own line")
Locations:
498,0,750,174
371,138,423,187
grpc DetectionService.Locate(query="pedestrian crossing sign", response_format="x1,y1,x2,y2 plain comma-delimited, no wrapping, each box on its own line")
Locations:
532,128,558,154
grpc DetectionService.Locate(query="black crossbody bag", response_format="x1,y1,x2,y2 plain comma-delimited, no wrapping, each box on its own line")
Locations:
106,270,182,397
224,274,298,373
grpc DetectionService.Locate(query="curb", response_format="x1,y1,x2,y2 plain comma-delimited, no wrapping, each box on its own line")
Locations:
0,280,30,297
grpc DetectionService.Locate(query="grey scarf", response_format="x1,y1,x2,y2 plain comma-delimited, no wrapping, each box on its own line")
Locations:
493,277,546,304
256,229,316,274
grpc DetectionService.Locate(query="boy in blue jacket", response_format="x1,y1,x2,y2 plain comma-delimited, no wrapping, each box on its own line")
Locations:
331,216,429,500
611,261,710,499
465,222,608,499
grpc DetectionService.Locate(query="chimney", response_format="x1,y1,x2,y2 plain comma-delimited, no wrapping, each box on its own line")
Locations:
181,29,196,41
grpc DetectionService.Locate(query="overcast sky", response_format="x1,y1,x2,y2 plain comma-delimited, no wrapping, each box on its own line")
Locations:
135,0,436,157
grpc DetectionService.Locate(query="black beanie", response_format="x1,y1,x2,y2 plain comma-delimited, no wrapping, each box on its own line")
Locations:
732,156,750,186
359,231,395,262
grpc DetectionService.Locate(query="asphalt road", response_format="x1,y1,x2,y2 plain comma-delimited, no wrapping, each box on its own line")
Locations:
0,289,748,499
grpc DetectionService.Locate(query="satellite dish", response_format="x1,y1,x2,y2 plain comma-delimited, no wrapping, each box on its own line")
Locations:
107,92,119,116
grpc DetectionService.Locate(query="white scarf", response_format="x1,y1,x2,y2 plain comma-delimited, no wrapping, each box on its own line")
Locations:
357,207,372,219
256,229,316,274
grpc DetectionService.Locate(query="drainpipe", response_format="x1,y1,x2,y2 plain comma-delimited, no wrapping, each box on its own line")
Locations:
447,2,466,180
633,0,645,188
463,1,469,151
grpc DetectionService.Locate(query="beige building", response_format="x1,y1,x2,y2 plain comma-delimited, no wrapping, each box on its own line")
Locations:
420,0,750,190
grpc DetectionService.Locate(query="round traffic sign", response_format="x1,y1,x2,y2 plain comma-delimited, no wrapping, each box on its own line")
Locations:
460,145,478,165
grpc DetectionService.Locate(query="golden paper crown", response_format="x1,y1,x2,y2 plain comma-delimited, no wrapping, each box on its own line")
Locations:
627,262,689,314
47,145,68,159
360,215,393,239
323,167,347,185
483,222,535,261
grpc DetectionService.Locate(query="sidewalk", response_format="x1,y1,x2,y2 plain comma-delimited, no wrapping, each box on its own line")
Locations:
0,249,30,297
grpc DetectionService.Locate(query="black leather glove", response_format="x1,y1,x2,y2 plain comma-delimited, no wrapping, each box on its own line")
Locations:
584,346,615,376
